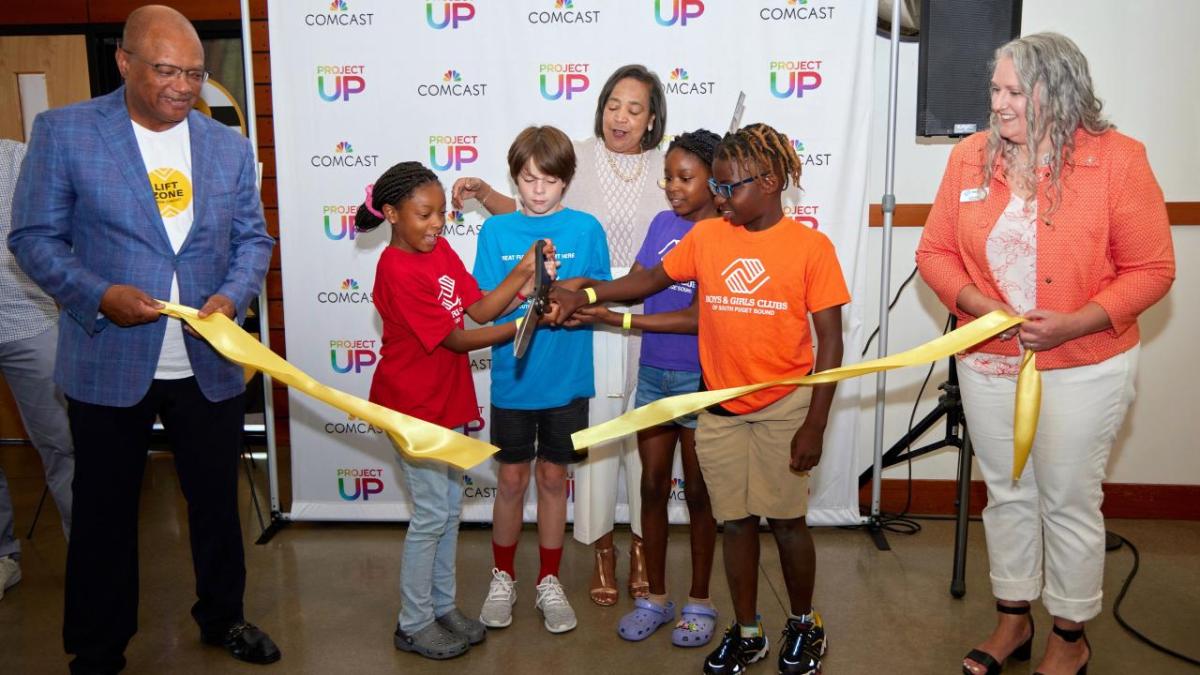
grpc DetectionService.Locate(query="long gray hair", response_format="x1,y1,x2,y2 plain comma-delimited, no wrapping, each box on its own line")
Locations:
982,32,1112,217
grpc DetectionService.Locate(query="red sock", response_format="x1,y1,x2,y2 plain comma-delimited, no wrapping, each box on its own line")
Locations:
492,541,517,579
538,545,563,582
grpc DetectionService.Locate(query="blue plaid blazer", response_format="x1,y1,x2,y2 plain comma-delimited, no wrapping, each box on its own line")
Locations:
8,87,275,406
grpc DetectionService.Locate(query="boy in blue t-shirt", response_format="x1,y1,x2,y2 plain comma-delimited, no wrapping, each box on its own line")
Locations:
472,126,610,635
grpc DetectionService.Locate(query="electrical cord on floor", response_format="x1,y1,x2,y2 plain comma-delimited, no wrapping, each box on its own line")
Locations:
1107,532,1200,667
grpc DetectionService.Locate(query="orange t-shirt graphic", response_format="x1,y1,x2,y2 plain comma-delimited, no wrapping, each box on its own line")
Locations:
662,217,850,414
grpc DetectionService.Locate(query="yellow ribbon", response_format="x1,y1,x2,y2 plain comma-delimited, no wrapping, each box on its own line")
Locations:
572,310,1039,480
158,302,497,470
1013,349,1040,480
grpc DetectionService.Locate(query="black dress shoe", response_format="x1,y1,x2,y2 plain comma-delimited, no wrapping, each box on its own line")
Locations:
201,621,282,665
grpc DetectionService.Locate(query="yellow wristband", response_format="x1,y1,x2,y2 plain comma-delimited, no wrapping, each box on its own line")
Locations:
621,312,633,331
514,316,524,331
584,287,597,304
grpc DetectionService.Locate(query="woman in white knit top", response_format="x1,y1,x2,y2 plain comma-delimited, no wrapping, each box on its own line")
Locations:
452,64,668,607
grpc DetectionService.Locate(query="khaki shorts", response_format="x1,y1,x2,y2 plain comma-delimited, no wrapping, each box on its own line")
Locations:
695,387,812,521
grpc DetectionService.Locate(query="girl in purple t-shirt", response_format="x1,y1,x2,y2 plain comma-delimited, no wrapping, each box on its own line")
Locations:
573,130,722,647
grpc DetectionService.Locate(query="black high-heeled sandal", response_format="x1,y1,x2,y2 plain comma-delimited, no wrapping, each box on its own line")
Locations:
1034,624,1090,675
962,603,1035,675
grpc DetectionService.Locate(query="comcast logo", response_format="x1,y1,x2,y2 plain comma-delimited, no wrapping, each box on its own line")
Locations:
722,258,770,294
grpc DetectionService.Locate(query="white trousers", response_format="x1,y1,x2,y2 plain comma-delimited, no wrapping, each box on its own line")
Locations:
573,322,642,544
958,345,1138,622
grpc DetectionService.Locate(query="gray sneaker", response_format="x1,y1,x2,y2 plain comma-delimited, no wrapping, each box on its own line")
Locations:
534,575,577,634
393,621,468,660
479,568,517,628
0,556,20,601
437,607,486,645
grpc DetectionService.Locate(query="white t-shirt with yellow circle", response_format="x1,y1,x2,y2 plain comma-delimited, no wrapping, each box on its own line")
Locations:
133,118,194,379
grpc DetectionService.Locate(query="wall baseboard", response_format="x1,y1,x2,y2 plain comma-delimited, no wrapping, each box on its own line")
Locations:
857,479,1200,520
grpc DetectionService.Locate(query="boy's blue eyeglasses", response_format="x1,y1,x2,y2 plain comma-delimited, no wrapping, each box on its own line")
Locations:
707,174,768,199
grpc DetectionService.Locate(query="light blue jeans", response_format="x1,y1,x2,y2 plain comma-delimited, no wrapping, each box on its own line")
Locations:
396,449,463,634
0,325,74,560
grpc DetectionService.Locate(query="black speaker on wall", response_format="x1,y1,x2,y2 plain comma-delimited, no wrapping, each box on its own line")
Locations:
917,0,1022,137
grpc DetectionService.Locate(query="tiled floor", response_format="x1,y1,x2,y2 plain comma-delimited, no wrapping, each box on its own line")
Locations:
1,446,1197,674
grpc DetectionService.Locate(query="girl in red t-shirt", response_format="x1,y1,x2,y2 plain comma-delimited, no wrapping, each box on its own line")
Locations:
355,161,554,661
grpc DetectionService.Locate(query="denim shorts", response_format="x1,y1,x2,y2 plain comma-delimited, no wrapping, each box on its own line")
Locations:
635,364,702,429
490,397,589,465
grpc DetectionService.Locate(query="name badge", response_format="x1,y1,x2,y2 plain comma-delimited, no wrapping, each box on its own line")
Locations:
960,188,988,202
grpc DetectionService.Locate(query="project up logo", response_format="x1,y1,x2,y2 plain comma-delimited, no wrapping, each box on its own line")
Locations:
769,60,823,98
330,338,378,374
426,1,475,29
539,63,590,100
654,0,704,26
337,468,384,501
428,135,479,171
316,65,366,102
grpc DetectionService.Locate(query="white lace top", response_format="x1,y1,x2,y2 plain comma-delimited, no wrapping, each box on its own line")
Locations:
960,194,1037,378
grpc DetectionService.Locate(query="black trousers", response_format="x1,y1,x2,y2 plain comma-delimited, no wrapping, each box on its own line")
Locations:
64,378,246,673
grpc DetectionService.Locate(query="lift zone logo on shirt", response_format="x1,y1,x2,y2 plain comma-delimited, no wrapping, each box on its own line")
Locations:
703,257,791,316
148,167,192,219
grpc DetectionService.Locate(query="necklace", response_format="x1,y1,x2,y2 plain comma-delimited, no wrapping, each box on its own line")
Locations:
602,144,646,184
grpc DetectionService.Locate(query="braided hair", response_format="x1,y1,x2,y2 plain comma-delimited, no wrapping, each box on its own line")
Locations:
714,123,802,191
354,161,442,232
667,128,721,167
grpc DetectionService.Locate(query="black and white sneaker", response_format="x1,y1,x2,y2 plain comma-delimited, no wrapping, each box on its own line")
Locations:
777,610,826,675
702,623,769,674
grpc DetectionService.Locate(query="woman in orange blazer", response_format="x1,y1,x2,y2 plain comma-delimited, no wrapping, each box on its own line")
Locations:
917,33,1174,675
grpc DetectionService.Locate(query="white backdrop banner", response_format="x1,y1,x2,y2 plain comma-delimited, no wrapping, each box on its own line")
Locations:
269,0,872,525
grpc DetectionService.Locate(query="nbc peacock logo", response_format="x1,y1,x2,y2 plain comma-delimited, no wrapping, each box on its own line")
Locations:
311,141,379,169
304,0,373,27
417,68,487,97
316,278,372,304
442,209,482,237
665,66,714,95
556,0,573,8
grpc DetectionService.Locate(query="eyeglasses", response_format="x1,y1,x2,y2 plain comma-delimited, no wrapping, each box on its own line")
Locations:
707,173,768,199
120,47,209,85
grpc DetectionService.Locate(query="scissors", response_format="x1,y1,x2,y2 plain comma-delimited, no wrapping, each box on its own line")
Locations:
513,239,552,358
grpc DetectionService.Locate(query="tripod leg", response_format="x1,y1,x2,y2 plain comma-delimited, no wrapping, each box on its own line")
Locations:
951,428,973,598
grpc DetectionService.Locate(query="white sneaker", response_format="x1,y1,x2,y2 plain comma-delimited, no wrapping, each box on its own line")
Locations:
534,575,577,634
479,568,517,628
0,556,20,601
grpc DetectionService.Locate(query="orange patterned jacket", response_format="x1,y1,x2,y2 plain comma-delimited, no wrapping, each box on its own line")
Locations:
917,128,1175,370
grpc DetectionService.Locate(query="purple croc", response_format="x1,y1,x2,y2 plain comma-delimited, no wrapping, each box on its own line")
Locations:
617,598,676,641
672,603,718,647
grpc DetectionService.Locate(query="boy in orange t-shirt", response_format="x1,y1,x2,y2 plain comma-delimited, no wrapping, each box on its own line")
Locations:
553,124,849,675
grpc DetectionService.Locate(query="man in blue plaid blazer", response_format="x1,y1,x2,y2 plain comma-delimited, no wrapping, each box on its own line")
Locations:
8,6,279,673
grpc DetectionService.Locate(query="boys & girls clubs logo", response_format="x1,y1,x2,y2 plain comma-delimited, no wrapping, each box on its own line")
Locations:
527,0,601,25
429,135,479,171
769,60,823,98
655,0,704,26
760,0,836,22
426,1,475,29
305,0,374,27
316,65,366,102
539,63,590,101
311,141,379,169
337,467,384,501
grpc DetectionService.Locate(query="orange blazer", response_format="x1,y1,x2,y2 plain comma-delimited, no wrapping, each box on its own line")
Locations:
916,128,1175,370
